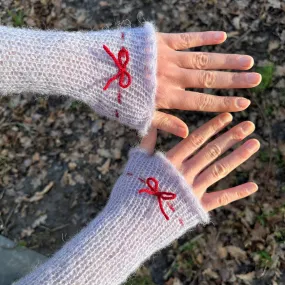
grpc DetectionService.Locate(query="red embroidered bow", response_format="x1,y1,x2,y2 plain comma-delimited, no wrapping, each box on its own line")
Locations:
103,45,131,90
138,177,176,220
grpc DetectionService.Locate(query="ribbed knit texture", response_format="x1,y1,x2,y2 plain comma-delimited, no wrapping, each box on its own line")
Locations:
0,23,157,136
15,148,210,285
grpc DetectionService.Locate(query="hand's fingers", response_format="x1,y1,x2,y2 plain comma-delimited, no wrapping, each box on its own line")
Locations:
194,139,260,192
166,113,232,166
185,121,255,178
201,182,258,211
140,127,157,155
152,111,189,138
177,69,262,89
159,31,227,50
164,89,251,112
176,52,254,70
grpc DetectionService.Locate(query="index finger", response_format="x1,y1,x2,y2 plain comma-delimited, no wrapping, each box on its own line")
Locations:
159,31,227,50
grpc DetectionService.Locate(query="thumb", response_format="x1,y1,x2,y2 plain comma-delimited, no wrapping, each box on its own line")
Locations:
140,127,157,155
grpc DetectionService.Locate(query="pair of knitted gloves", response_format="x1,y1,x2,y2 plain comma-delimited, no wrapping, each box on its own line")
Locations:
0,22,210,285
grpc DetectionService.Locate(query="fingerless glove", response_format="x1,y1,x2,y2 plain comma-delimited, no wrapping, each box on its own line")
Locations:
15,148,210,285
0,23,157,135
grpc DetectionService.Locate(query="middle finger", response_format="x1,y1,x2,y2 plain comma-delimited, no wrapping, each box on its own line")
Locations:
177,68,261,89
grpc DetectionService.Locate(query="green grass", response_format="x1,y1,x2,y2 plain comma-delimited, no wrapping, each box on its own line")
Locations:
275,229,285,243
8,9,25,27
253,63,274,93
259,150,270,163
256,250,273,268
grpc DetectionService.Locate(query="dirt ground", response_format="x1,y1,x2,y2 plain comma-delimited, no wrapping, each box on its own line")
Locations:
0,0,285,284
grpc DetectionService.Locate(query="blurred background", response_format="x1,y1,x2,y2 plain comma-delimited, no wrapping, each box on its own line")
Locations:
0,0,284,284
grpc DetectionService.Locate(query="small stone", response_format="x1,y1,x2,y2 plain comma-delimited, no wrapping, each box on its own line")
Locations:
24,159,32,168
232,17,240,30
268,40,280,52
91,120,103,133
68,162,77,171
111,148,121,160
196,253,204,264
32,152,40,162
98,149,112,158
74,174,85,185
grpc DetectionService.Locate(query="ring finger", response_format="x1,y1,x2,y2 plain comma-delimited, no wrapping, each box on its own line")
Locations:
193,139,260,193
177,68,262,89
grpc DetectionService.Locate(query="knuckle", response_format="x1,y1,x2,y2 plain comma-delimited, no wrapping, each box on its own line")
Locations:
178,33,193,49
199,71,216,88
205,144,221,160
157,116,171,129
188,133,205,148
218,192,231,207
232,127,246,141
211,118,224,133
237,189,248,199
212,163,228,179
196,95,214,111
222,97,232,108
193,53,209,69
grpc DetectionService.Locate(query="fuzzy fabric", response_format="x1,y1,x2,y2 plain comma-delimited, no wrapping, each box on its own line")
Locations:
15,148,210,285
0,23,157,136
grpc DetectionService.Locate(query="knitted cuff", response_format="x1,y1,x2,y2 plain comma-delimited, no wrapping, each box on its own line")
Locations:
14,148,210,285
0,23,157,136
113,147,210,228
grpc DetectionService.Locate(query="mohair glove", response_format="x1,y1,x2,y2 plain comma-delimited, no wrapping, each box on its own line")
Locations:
15,148,210,285
0,23,157,136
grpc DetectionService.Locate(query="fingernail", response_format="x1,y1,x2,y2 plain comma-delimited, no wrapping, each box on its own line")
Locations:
239,56,252,68
178,126,189,138
245,140,259,151
246,73,260,84
251,184,258,192
241,122,254,133
214,32,226,41
237,98,250,108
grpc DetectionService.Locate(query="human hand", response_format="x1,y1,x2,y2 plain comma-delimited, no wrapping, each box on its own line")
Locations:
141,113,260,211
153,32,262,138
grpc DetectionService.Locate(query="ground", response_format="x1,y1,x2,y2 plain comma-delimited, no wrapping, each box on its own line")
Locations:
0,0,285,284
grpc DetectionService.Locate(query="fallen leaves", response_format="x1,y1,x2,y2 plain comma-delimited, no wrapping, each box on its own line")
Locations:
25,182,54,203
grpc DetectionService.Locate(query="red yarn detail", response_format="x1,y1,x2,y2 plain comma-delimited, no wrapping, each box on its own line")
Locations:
103,45,131,90
138,177,176,220
121,32,125,40
167,202,175,212
115,110,119,118
179,218,184,226
118,90,122,104
138,177,145,183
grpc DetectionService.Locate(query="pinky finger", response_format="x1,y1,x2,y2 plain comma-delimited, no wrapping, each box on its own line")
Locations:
201,182,258,211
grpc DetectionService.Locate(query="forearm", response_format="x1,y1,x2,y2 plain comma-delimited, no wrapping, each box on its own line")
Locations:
0,23,157,135
15,148,209,285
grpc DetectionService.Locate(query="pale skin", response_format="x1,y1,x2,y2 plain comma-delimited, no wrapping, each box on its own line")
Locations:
154,31,262,138
140,113,260,211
